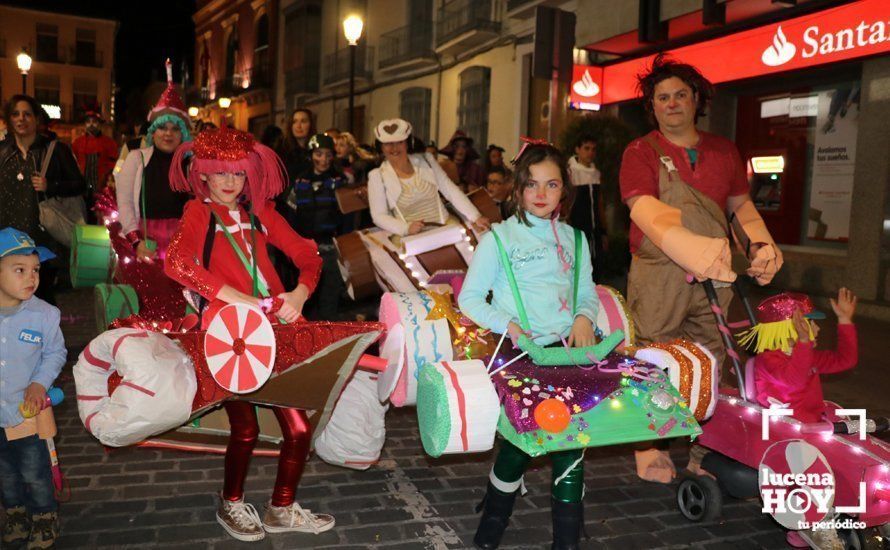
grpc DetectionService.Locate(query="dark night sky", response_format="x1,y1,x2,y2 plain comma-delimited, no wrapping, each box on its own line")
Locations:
1,0,196,126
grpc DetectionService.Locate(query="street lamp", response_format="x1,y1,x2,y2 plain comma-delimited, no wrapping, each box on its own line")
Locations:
218,96,231,110
188,106,200,118
343,15,364,134
16,49,32,94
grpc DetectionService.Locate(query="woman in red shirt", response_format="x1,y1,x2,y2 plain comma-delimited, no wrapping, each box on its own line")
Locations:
164,126,330,542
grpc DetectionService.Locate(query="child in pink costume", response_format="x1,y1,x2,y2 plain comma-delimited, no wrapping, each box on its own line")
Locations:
746,289,858,423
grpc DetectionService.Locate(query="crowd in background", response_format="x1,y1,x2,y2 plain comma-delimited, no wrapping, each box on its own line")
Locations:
0,97,612,320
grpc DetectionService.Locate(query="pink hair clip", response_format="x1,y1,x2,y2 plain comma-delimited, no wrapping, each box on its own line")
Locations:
510,136,551,165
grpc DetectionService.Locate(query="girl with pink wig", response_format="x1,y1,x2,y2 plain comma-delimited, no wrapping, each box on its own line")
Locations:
164,125,333,542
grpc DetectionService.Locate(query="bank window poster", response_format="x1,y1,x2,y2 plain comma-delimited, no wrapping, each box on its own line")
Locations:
808,81,859,242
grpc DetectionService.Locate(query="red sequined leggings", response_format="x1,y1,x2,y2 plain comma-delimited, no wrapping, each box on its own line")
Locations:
221,401,311,507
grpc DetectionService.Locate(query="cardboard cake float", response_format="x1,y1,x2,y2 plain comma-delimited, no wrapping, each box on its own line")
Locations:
74,303,384,454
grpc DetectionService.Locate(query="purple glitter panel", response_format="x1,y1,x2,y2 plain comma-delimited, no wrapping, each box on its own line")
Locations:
490,352,649,434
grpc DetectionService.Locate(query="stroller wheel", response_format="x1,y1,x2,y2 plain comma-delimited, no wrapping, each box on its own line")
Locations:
677,475,722,522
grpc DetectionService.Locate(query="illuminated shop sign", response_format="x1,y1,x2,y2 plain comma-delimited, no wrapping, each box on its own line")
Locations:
574,0,890,105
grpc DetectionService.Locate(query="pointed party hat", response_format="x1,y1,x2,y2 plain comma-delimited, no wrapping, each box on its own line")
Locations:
148,58,189,123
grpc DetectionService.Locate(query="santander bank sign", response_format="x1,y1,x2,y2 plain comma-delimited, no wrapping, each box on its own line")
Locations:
594,0,890,105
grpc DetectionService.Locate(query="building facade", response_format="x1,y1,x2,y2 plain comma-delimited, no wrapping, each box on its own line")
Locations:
268,0,890,309
0,5,117,142
192,0,278,136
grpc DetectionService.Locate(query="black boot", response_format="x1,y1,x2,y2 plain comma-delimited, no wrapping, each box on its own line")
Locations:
551,499,584,550
473,482,518,549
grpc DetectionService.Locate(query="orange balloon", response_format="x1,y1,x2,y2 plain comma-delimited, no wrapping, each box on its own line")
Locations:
534,398,571,433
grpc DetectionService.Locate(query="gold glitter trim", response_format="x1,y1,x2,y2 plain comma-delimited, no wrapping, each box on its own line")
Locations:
648,342,693,409
673,339,713,421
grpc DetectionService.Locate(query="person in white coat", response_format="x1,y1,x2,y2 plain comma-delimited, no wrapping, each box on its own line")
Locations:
368,119,490,236
116,61,192,262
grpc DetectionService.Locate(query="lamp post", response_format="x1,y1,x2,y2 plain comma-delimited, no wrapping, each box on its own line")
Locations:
16,49,32,94
343,15,364,134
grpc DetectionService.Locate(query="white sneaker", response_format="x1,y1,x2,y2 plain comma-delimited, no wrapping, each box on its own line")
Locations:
262,501,335,534
217,496,265,542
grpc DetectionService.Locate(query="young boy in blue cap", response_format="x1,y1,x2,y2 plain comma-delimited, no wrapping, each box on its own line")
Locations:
0,227,66,549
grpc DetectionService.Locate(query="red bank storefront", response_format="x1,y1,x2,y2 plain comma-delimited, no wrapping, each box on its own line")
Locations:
572,0,890,302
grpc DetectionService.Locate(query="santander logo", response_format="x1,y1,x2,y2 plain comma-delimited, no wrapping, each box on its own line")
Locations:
572,69,600,98
761,26,796,67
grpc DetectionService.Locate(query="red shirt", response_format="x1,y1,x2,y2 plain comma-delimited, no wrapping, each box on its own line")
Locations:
72,134,119,186
619,130,749,253
165,199,322,328
754,324,858,423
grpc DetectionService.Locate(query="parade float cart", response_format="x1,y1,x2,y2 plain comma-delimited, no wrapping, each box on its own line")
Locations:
336,189,500,299
73,304,385,455
668,280,890,548
373,282,712,460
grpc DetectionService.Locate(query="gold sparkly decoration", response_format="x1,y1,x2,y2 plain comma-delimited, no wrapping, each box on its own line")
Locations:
673,339,714,421
424,290,463,330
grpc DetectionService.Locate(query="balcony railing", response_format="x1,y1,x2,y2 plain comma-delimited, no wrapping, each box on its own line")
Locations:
436,0,500,47
323,45,373,86
379,22,434,69
285,67,319,96
35,45,63,64
506,0,534,11
251,50,273,89
68,47,104,68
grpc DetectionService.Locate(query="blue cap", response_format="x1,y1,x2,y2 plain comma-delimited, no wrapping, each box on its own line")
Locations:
0,228,56,262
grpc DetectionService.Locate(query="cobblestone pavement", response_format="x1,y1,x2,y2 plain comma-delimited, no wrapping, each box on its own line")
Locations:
5,288,890,549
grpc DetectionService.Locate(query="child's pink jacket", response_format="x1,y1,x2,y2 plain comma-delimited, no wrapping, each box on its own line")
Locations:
754,324,858,423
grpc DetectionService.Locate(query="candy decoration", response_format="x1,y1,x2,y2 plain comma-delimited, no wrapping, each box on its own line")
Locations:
204,304,275,394
70,224,113,288
378,292,453,405
534,398,571,433
417,360,500,457
633,339,718,421
94,283,139,332
594,285,636,350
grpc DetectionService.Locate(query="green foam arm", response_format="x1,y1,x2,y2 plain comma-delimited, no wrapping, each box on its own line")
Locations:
518,330,624,366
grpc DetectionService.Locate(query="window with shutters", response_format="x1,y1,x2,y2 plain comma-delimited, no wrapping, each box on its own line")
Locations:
458,66,491,150
34,74,60,106
399,87,432,143
253,14,271,87
36,24,59,63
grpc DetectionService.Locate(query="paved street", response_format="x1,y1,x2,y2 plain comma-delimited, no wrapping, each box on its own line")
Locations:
14,288,890,548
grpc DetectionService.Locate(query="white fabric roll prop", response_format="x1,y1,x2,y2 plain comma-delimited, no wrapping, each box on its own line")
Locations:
378,292,453,405
417,360,500,457
401,224,466,256
74,328,197,447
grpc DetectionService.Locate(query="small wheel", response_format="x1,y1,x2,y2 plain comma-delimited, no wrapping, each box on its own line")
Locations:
677,475,722,522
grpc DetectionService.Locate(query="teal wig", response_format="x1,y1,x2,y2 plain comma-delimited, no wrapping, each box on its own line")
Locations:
146,113,192,143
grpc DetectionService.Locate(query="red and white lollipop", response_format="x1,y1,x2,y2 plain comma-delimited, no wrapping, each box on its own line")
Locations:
204,304,276,394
